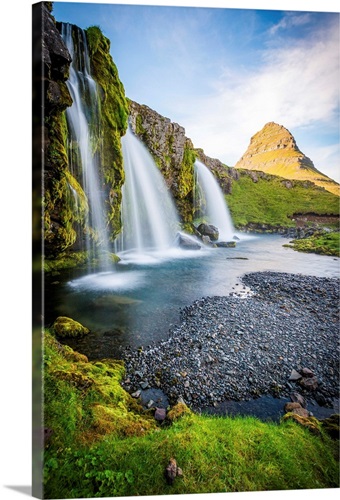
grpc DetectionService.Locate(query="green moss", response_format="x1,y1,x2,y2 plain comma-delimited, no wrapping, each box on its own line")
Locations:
44,109,90,255
51,317,90,338
176,142,197,221
85,26,129,240
283,231,340,256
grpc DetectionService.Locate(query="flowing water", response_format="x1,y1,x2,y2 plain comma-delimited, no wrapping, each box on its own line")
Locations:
194,160,235,241
45,233,339,360
115,127,180,258
61,23,111,268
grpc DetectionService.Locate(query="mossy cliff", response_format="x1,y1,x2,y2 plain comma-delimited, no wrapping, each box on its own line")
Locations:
41,5,128,258
85,25,128,240
39,3,78,256
129,100,196,221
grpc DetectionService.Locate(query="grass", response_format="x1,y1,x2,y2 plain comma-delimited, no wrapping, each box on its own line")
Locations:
283,231,340,257
226,170,339,228
43,331,339,498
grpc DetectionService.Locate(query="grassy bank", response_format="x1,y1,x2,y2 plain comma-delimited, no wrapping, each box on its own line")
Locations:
226,171,339,228
43,331,339,498
283,231,340,257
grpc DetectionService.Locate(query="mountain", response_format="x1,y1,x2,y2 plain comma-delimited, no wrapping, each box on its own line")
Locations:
234,122,339,196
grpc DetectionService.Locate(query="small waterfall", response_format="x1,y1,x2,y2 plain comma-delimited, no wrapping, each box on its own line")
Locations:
194,160,235,241
61,23,111,268
115,127,180,256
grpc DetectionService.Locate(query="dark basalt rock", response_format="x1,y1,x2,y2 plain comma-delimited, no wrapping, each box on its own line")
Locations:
197,223,219,241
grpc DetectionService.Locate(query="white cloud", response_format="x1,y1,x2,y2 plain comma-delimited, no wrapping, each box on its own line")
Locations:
268,12,313,36
174,18,339,181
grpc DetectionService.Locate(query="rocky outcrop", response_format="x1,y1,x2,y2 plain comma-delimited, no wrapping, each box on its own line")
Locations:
235,122,339,196
36,4,128,257
129,101,196,221
36,2,78,256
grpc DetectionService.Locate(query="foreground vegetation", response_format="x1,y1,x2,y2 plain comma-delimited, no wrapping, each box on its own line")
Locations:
226,171,339,228
283,231,340,257
43,331,339,498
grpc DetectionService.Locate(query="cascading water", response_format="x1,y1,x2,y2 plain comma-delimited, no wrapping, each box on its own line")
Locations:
115,127,180,257
194,160,235,241
61,23,111,268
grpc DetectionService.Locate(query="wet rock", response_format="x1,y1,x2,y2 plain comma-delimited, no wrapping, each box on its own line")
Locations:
290,392,306,408
216,241,236,248
197,223,219,241
175,232,201,250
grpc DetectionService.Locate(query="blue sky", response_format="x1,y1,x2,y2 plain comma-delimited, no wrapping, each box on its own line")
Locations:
52,0,339,182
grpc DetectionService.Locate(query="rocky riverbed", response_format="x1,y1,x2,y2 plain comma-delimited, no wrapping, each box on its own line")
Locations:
122,272,339,414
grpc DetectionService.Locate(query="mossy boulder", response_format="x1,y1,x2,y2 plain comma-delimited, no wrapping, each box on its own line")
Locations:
281,412,322,435
52,316,90,338
166,402,192,422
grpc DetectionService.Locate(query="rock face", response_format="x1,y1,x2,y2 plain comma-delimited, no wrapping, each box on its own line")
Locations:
235,122,339,196
129,100,196,221
36,4,128,257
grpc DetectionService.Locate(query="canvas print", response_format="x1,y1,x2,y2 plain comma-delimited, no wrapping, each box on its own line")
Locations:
32,1,339,498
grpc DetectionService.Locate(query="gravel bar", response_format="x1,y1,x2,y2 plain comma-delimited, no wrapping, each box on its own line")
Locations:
122,272,339,411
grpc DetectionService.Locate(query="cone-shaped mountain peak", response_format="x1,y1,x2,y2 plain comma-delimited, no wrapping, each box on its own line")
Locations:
235,122,339,195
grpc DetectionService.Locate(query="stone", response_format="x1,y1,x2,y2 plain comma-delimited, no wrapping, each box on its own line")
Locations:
299,376,318,391
290,392,306,408
131,390,141,398
154,407,166,421
51,316,89,338
140,381,149,390
197,223,219,241
289,369,302,381
284,402,309,417
175,232,201,250
165,458,183,485
216,241,236,248
301,367,314,378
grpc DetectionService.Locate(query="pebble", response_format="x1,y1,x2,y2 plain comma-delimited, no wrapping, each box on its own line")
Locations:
121,272,339,411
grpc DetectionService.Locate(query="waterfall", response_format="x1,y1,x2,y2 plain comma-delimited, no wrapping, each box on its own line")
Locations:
194,160,235,241
61,23,111,268
115,127,180,256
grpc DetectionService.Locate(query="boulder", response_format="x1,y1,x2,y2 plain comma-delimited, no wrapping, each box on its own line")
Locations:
284,402,309,417
299,376,318,391
175,232,201,250
197,223,219,241
290,392,306,408
52,316,89,338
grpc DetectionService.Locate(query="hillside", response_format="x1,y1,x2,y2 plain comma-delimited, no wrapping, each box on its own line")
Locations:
235,122,339,196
